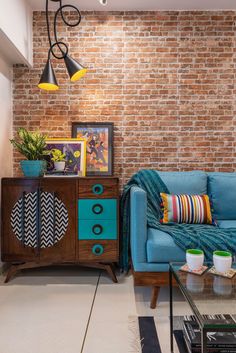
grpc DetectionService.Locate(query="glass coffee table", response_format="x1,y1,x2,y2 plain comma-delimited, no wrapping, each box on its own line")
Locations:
169,262,236,353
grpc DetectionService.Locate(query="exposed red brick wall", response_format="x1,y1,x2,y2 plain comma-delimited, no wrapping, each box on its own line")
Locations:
13,11,236,186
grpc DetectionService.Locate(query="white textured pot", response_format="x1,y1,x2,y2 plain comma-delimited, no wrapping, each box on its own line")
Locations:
54,161,65,172
213,251,232,273
186,249,204,271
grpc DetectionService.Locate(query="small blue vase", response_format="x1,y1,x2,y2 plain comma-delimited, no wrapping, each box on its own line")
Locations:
20,160,46,177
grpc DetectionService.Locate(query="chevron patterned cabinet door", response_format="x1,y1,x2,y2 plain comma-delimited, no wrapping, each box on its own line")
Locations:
39,178,76,262
1,178,40,262
1,178,77,263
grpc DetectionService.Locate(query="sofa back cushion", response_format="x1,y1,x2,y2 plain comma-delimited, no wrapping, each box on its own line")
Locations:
158,171,207,195
208,172,236,220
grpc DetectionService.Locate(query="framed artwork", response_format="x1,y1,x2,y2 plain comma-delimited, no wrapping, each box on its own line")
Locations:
45,138,86,176
72,122,113,176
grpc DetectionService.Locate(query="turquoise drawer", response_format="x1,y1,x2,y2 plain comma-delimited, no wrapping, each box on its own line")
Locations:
78,220,117,240
78,199,117,220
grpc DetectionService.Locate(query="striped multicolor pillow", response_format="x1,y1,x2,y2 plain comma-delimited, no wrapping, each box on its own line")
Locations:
160,193,213,224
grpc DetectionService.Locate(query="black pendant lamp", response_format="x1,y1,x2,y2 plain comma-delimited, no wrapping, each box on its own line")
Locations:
64,54,87,82
38,58,59,91
38,0,87,91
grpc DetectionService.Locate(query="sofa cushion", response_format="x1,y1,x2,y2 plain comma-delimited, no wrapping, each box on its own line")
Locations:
217,220,236,228
158,171,207,195
160,193,213,224
208,172,236,220
146,228,185,263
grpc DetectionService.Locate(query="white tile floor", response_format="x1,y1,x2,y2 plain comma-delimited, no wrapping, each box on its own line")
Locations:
0,266,187,353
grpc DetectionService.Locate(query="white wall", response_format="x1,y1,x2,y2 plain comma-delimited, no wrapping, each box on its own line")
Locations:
0,55,13,178
0,0,32,66
0,54,13,268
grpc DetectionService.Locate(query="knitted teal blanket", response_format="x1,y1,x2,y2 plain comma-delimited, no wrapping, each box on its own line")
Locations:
120,169,236,271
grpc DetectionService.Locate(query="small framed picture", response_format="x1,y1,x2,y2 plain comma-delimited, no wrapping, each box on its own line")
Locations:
45,138,86,177
72,122,113,176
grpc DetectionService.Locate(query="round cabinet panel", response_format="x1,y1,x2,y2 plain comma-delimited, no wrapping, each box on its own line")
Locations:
11,191,68,248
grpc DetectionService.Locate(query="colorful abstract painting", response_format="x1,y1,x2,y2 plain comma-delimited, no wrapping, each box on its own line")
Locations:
45,138,86,176
72,123,113,176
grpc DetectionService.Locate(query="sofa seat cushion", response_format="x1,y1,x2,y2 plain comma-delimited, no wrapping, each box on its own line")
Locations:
158,171,207,195
146,227,186,263
217,220,236,228
208,172,236,220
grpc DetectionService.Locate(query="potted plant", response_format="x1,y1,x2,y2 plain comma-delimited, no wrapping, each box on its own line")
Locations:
10,128,47,177
49,149,66,171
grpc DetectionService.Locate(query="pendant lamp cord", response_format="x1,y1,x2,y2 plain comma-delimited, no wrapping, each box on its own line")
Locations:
53,3,67,57
45,0,81,60
46,0,52,48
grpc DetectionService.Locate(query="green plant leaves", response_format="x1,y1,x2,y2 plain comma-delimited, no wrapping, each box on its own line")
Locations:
10,128,47,160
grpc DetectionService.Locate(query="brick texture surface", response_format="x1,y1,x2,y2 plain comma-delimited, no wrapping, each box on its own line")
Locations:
13,11,236,187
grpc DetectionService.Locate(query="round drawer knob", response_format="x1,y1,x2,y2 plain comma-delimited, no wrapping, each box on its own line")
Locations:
92,244,104,256
92,204,103,215
92,184,104,195
92,224,103,235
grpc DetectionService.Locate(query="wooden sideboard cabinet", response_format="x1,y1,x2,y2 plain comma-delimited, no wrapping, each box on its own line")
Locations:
1,177,119,282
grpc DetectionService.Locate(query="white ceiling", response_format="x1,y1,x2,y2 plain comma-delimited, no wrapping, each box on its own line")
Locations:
26,0,236,11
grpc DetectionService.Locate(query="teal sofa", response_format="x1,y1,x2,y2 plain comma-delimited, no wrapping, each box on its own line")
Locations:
130,171,236,307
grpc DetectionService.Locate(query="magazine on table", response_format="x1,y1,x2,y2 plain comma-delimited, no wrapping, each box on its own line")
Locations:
182,314,236,352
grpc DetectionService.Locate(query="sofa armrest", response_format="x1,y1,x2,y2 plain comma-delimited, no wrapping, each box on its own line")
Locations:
130,186,147,268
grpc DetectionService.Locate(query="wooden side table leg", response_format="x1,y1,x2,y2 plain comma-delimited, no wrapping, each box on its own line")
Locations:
150,286,160,309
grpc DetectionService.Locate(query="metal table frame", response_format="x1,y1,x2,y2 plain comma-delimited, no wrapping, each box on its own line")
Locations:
169,263,236,353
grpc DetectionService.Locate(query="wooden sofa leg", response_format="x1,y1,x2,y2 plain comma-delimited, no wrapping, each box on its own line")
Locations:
150,286,160,309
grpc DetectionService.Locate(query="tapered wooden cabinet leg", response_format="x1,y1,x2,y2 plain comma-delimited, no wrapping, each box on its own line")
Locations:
4,265,20,283
104,263,118,283
4,262,53,283
150,286,160,309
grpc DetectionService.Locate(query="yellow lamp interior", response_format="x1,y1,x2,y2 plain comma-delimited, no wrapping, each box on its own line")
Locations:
70,68,87,82
38,83,59,91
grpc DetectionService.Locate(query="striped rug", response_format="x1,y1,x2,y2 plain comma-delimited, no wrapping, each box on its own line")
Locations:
138,316,187,353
